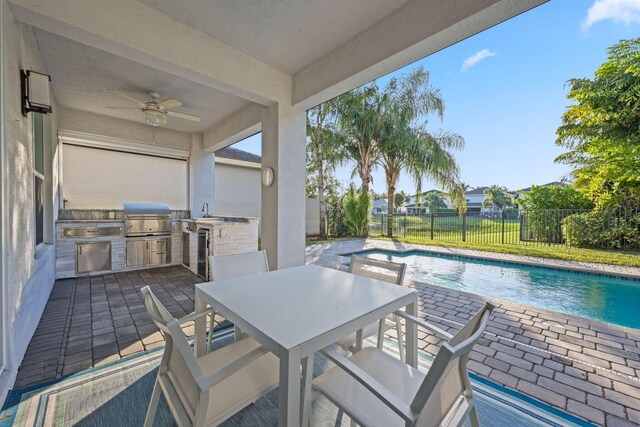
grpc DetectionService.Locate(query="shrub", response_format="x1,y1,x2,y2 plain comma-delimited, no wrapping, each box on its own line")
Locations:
518,185,593,210
343,188,372,236
522,210,571,243
326,200,350,236
562,210,640,249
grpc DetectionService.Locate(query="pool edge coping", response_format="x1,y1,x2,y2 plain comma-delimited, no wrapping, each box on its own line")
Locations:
337,245,640,334
337,246,640,282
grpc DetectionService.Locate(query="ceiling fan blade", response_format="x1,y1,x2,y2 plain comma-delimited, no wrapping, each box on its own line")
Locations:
167,111,201,122
159,98,182,109
106,106,142,109
110,90,146,107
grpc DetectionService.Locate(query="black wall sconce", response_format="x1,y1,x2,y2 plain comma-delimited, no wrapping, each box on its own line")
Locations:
21,69,53,117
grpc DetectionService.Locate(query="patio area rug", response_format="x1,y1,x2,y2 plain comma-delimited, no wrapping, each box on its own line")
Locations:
1,328,593,427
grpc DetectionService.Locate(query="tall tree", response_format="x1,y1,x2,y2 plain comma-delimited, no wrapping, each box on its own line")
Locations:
307,100,343,238
376,67,464,236
482,185,513,209
459,182,473,192
423,192,447,213
335,84,386,193
449,182,470,215
556,38,640,207
394,191,407,209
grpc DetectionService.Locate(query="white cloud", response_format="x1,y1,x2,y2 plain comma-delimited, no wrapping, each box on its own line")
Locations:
461,49,497,72
582,0,640,29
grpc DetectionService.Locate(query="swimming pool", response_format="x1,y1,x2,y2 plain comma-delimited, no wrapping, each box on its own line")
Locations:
348,249,640,330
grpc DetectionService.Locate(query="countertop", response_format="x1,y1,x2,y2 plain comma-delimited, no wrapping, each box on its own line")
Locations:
56,219,124,224
56,216,258,224
179,216,258,223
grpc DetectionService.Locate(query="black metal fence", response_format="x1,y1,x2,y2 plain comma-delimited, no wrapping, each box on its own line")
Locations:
367,207,640,250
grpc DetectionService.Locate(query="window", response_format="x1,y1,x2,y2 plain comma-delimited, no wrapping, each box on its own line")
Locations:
33,113,44,247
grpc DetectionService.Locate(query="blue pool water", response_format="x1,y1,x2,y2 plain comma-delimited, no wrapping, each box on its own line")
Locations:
350,249,640,330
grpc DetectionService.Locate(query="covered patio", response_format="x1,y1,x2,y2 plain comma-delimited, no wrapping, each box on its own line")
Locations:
7,0,637,426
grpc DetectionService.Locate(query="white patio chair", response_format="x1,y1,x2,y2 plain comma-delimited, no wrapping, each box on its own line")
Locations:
141,286,279,427
336,255,407,361
209,250,269,342
209,250,269,281
311,303,494,427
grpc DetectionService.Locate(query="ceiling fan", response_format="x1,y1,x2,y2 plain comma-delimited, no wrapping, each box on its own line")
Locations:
107,90,201,127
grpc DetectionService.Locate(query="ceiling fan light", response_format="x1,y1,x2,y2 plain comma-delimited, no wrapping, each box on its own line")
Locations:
144,109,167,126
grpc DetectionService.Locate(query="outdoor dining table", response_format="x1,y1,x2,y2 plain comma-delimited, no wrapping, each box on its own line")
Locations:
194,264,418,427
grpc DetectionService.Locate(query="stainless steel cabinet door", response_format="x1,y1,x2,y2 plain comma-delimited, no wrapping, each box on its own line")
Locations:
126,240,147,267
76,242,112,274
149,238,171,265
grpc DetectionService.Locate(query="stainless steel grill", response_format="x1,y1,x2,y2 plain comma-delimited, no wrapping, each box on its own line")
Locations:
123,203,172,237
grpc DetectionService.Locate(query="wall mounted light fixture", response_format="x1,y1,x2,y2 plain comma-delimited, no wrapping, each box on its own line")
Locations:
21,69,53,117
262,167,275,187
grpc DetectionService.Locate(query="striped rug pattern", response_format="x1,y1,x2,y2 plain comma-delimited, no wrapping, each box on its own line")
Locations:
1,328,593,426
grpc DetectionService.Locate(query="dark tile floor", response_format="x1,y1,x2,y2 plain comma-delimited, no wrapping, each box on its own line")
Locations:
14,266,205,389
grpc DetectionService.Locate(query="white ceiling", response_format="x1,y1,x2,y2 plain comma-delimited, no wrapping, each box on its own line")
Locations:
34,28,251,133
137,0,411,74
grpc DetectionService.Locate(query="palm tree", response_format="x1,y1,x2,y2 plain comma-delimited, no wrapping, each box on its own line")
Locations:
449,182,471,215
423,192,447,213
394,191,407,210
334,84,387,193
376,67,464,236
307,100,343,238
460,182,473,192
482,185,513,210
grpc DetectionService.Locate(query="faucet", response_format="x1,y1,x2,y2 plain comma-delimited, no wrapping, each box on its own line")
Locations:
202,201,210,218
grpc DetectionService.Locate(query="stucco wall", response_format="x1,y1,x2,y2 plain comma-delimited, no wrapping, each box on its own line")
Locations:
467,193,485,204
190,134,215,218
214,162,261,218
1,6,59,396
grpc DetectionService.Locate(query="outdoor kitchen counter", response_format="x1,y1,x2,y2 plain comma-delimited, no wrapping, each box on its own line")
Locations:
178,217,259,278
56,219,125,223
55,219,184,279
58,209,190,221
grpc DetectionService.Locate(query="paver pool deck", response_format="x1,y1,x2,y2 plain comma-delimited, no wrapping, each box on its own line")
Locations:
307,238,640,426
10,240,640,426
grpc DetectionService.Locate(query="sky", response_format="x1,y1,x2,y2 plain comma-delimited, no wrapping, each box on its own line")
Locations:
233,0,640,195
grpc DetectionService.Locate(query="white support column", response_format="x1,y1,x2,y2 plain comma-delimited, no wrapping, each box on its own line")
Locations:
189,133,215,218
261,104,306,270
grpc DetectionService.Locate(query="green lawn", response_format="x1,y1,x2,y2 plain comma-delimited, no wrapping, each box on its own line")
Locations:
370,236,640,267
370,215,522,244
308,214,640,267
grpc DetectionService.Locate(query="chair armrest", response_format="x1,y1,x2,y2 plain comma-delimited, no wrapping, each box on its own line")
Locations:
320,347,417,423
393,311,453,340
177,308,212,325
196,345,269,391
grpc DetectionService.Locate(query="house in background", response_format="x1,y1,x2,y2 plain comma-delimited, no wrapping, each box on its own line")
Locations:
214,146,261,219
466,187,519,216
371,198,388,215
405,190,454,214
214,146,321,235
403,187,522,216
464,187,489,214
